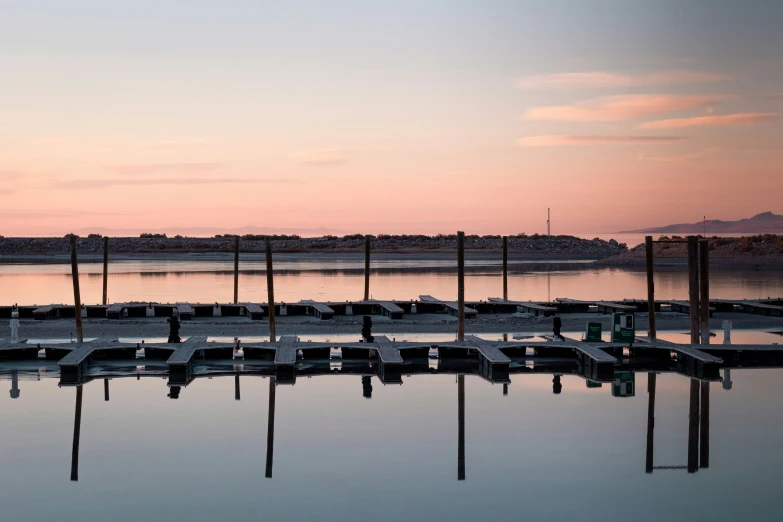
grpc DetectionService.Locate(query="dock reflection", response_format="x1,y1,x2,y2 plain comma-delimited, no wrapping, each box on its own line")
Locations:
266,377,275,479
71,385,83,482
458,375,465,481
53,367,722,484
646,374,710,474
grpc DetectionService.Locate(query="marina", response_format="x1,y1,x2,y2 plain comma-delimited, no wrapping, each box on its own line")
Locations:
4,295,782,320
3,4,783,520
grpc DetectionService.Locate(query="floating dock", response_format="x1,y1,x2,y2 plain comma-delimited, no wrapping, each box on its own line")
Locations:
2,333,781,387
4,296,782,321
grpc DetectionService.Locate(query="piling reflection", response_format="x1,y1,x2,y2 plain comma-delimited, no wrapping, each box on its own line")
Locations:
266,377,276,479
71,385,83,482
645,373,656,473
645,374,711,474
688,379,700,473
458,375,465,481
362,376,372,398
10,370,19,399
700,382,710,469
0,366,729,483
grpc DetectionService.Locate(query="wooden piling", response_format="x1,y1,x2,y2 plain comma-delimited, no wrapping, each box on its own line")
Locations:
69,235,84,343
502,236,508,301
645,372,656,473
458,374,465,481
687,378,700,473
700,381,710,469
265,377,276,479
102,236,109,306
687,236,700,344
699,239,710,345
104,378,109,401
71,385,83,481
233,236,240,304
364,235,371,301
265,237,276,342
235,373,240,401
645,236,656,340
457,231,465,342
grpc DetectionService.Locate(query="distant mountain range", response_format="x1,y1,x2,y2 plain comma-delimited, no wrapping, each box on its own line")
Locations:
621,212,783,234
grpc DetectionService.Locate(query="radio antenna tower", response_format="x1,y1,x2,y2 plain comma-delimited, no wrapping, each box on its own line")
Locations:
547,208,551,237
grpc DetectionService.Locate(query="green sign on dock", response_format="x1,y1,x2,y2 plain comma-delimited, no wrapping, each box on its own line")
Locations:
585,322,602,342
611,313,635,344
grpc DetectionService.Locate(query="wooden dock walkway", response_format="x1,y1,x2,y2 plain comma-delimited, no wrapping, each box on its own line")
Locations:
299,300,335,320
635,336,723,364
106,303,124,319
555,298,637,314
4,334,783,387
371,300,405,319
33,304,65,320
167,336,210,367
275,335,299,365
243,303,265,320
539,335,618,362
176,303,194,320
669,301,716,316
711,299,783,317
487,298,557,316
57,336,121,368
56,336,139,383
10,294,783,321
419,295,478,318
371,336,404,364
371,335,403,384
462,335,512,364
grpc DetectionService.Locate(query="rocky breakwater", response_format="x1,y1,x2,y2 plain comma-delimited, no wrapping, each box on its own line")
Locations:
596,235,783,269
0,234,628,259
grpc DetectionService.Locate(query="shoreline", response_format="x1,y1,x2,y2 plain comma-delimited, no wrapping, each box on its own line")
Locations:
2,251,780,270
8,312,783,340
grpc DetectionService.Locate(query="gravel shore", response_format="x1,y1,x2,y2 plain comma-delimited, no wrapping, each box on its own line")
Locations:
10,312,783,341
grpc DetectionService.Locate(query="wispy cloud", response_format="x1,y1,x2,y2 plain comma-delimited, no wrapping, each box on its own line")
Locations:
772,93,783,100
110,163,224,175
0,188,13,195
523,94,725,122
639,112,778,129
0,170,26,179
517,70,727,89
0,209,127,218
516,135,687,147
638,148,717,163
55,177,291,190
292,149,353,166
141,140,208,151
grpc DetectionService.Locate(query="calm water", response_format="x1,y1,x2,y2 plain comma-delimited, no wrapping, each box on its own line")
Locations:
1,330,782,522
3,257,783,521
2,255,783,305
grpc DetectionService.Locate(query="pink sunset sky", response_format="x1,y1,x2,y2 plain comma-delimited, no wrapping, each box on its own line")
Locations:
1,1,782,237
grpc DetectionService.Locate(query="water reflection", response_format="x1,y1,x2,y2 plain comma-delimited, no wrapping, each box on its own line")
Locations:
71,385,82,482
3,361,783,521
646,375,711,474
10,370,20,398
7,366,736,483
264,377,276,479
4,261,783,305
